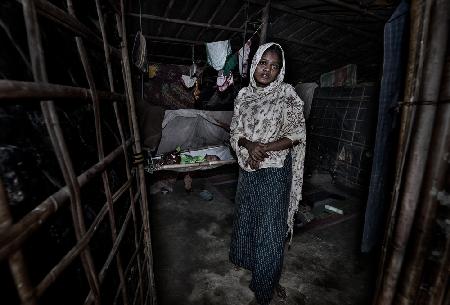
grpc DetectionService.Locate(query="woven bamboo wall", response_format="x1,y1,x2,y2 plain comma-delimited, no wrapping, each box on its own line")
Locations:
0,1,155,305
305,86,377,189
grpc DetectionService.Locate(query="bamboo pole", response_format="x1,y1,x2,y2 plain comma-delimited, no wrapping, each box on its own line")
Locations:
0,180,38,305
21,1,102,303
228,7,265,41
117,1,157,303
94,0,145,303
372,0,427,301
395,4,449,302
18,0,122,58
66,0,129,303
86,197,144,305
98,203,133,281
36,204,109,297
248,0,377,38
318,0,385,20
156,0,176,36
213,5,245,41
35,177,132,297
0,80,126,101
113,227,145,305
133,10,338,55
0,141,130,260
373,0,447,304
174,0,203,37
424,227,450,305
194,0,226,41
259,0,270,45
128,12,247,33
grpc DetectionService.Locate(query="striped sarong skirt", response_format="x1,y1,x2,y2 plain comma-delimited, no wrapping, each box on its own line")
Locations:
229,155,292,305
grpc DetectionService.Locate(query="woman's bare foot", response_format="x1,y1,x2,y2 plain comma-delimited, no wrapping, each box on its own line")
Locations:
274,284,287,300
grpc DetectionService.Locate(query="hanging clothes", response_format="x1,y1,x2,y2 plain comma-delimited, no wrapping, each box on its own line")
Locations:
216,70,234,92
206,40,232,71
223,53,237,75
181,62,197,88
181,75,197,88
238,39,252,78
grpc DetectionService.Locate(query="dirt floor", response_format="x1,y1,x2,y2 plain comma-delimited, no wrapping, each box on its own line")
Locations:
148,169,377,305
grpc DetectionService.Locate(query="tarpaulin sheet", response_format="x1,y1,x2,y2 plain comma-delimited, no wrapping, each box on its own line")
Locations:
156,109,233,154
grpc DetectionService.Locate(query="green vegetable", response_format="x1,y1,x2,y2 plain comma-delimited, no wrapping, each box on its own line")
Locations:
180,154,205,164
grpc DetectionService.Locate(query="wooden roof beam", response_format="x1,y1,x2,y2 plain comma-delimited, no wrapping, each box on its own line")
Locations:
148,54,206,63
156,0,176,36
175,0,203,38
272,13,301,38
129,13,247,33
131,15,349,56
213,5,246,41
259,0,271,45
228,6,264,41
0,80,125,101
318,0,385,20
247,0,380,39
143,35,205,45
195,0,227,41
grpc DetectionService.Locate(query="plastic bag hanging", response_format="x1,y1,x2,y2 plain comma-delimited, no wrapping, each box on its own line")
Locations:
181,45,197,88
132,31,148,73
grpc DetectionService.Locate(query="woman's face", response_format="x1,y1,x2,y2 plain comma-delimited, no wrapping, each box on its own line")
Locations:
254,50,281,88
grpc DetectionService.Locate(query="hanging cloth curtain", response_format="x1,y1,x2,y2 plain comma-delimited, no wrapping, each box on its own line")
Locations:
206,40,231,71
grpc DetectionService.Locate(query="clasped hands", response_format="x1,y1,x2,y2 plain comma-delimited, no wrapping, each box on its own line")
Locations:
244,141,269,170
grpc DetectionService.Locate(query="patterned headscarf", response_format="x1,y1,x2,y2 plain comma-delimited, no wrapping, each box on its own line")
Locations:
230,42,306,241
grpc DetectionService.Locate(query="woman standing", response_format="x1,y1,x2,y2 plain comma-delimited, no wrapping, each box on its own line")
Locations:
229,42,306,305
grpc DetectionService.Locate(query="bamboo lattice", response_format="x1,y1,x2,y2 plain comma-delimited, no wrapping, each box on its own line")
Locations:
0,0,156,304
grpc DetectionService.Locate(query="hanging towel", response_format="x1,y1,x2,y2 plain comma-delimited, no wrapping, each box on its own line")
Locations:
238,39,251,77
206,40,231,71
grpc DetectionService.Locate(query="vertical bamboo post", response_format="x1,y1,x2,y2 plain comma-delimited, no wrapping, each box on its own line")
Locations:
259,0,271,45
94,0,144,303
21,1,101,304
65,1,129,304
374,0,447,304
394,2,449,303
0,180,37,305
373,0,426,302
116,1,157,304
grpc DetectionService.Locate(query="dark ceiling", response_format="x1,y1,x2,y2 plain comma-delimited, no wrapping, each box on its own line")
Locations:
127,0,397,83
